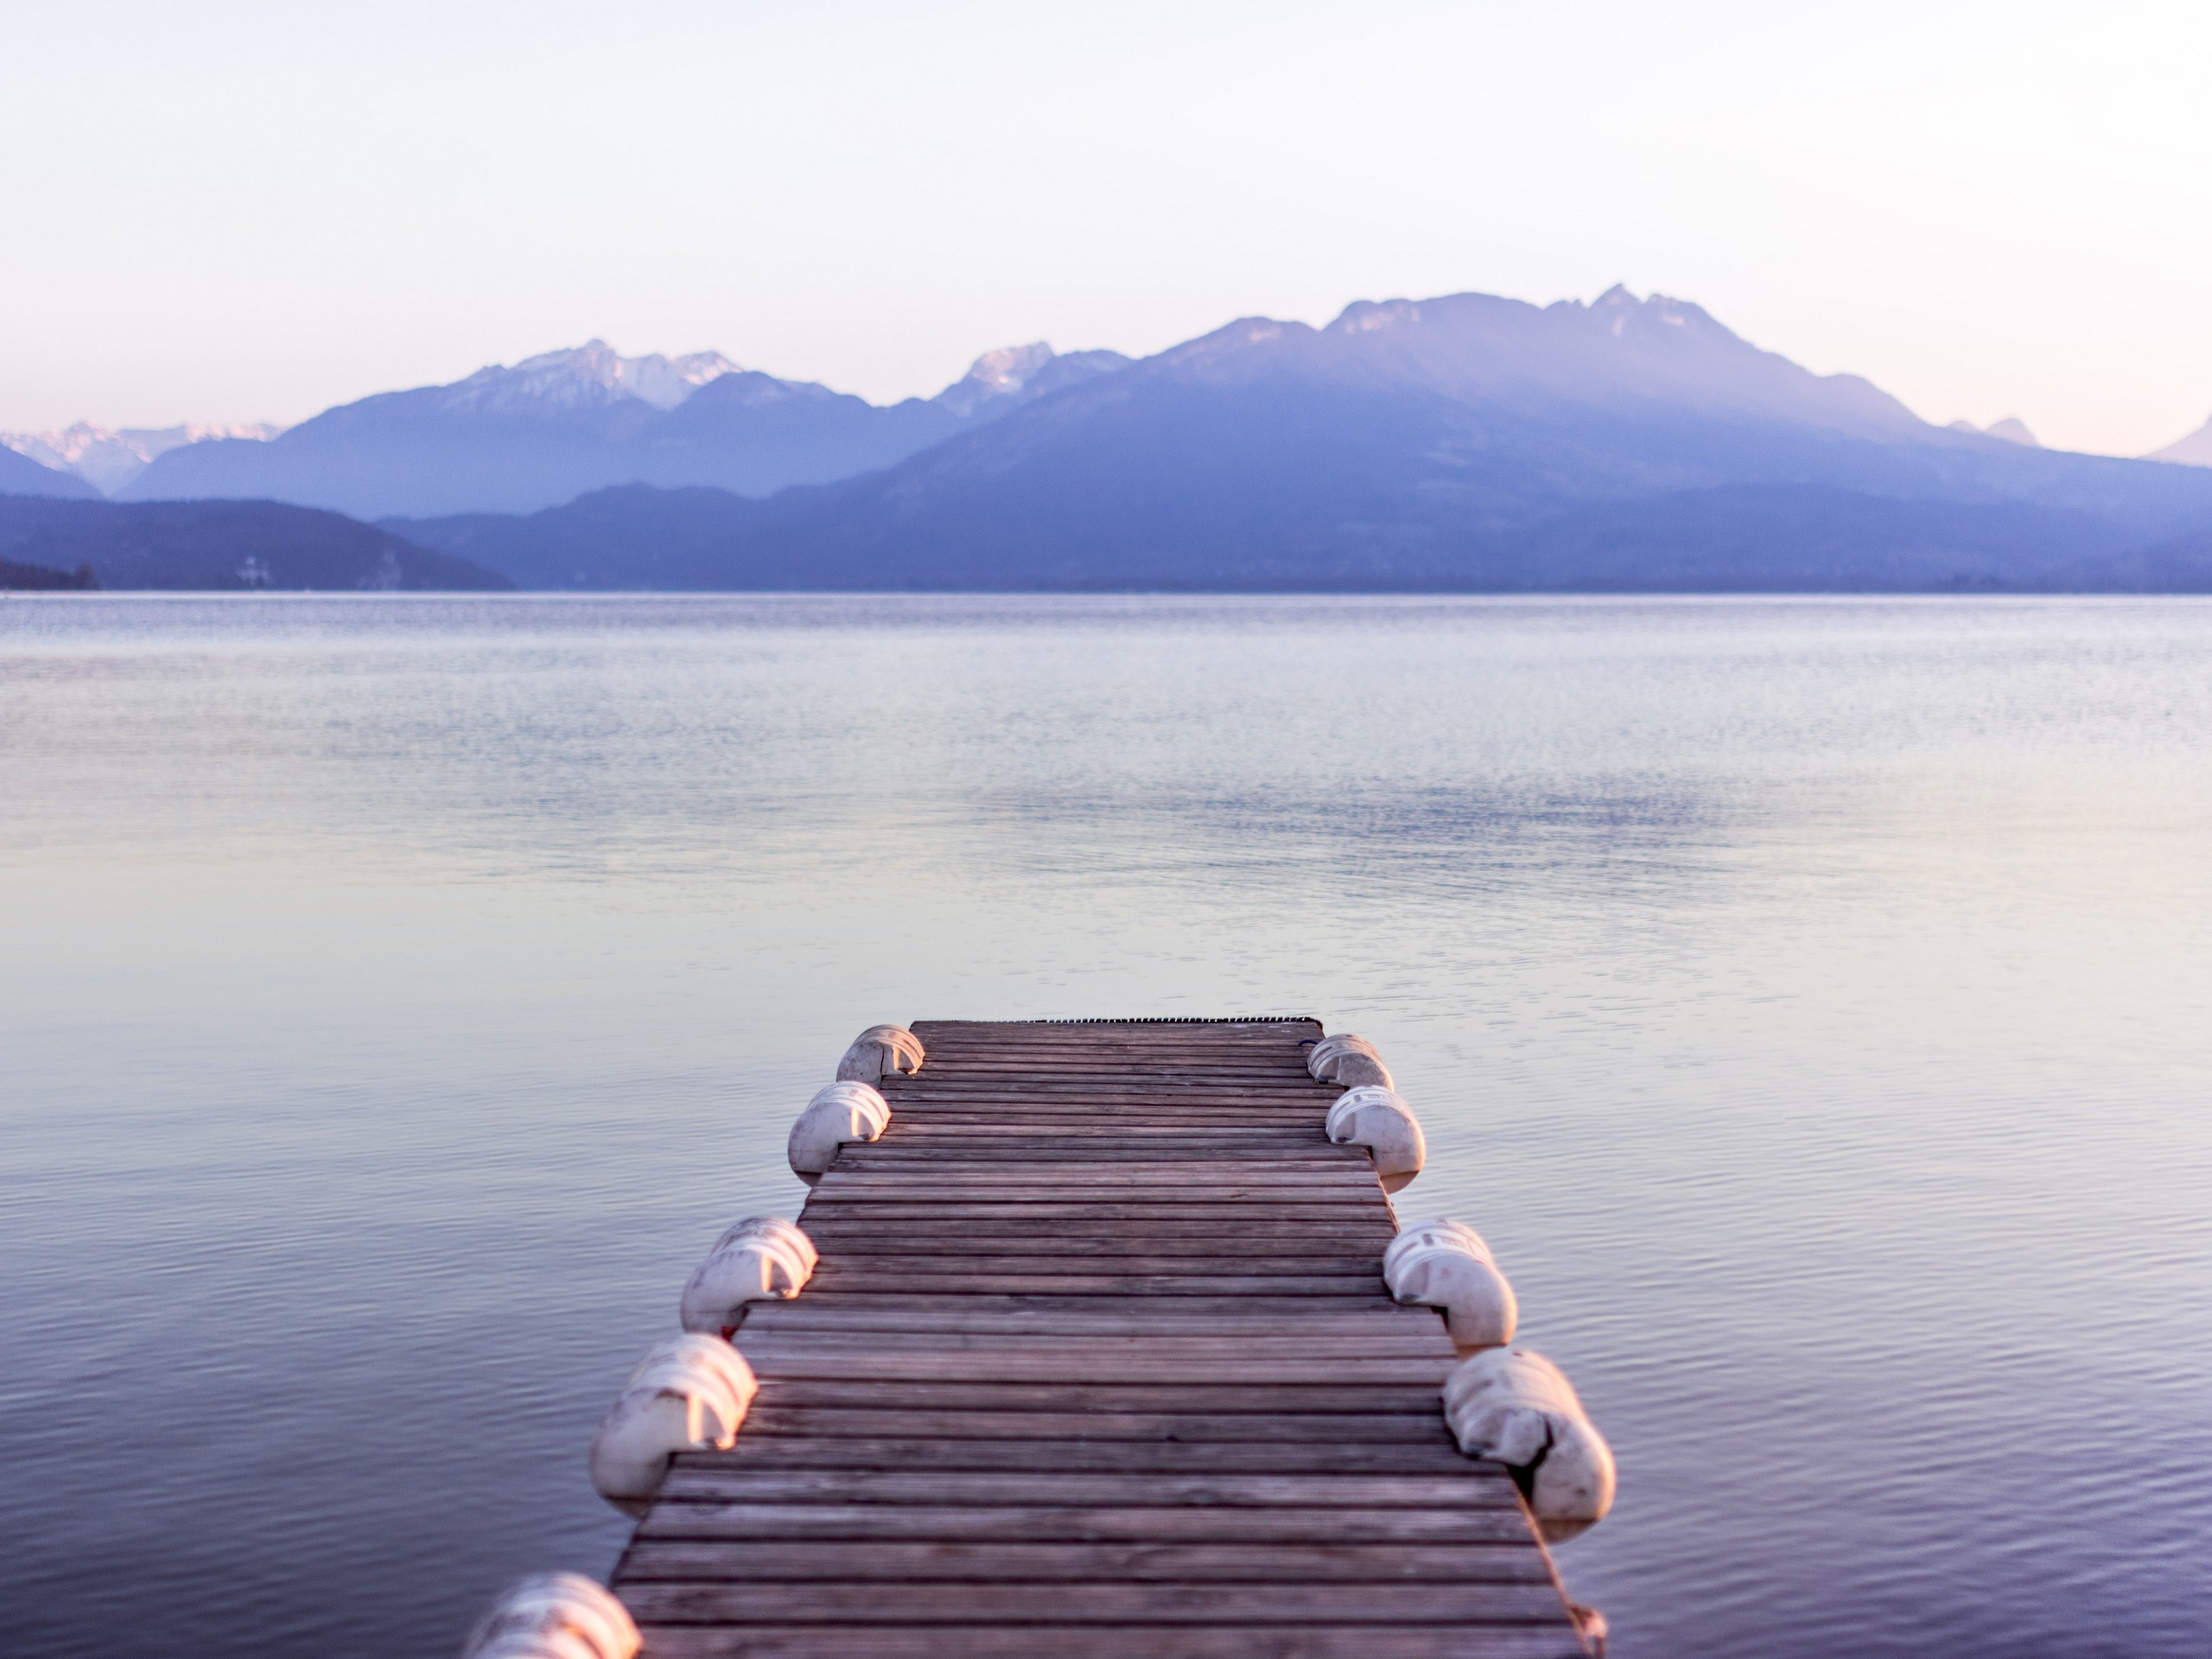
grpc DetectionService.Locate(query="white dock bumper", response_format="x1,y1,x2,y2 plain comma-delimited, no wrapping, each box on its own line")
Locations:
1307,1032,1393,1089
1442,1346,1616,1541
461,1573,639,1659
588,1334,759,1515
679,1216,817,1337
1325,1084,1426,1192
787,1080,891,1181
1383,1218,1518,1352
835,1024,926,1083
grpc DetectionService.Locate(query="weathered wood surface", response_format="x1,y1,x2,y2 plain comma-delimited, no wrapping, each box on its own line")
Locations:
610,1018,1592,1657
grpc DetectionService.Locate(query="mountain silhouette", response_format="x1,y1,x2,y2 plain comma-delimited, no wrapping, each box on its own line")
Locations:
0,444,99,500
389,288,2212,591
2145,413,2212,467
122,340,1130,518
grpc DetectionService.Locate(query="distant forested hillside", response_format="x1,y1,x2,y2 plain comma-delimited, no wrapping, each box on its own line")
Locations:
1,554,99,589
0,496,511,590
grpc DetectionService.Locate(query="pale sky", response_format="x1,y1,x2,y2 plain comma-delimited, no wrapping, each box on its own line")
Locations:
3,0,2210,455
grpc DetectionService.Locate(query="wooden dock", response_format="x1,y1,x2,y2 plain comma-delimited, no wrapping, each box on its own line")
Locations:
609,1017,1598,1657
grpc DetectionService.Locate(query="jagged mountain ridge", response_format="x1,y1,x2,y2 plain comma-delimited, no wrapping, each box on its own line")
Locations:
431,342,741,414
122,338,1133,518
1148,286,1925,435
388,287,2212,591
2,421,287,493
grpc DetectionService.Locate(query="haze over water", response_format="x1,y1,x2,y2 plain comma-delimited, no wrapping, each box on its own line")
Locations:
3,594,2209,1658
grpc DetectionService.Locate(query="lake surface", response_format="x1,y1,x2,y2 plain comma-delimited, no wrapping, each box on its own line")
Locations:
3,594,2209,1659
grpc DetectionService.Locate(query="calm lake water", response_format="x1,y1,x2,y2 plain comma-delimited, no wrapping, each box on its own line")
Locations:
3,594,2209,1659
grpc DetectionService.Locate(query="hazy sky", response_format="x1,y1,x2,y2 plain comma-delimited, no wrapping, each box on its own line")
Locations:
3,0,2209,454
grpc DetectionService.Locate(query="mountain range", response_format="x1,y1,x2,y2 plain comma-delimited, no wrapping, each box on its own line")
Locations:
10,286,2212,593
383,288,2212,593
83,340,1130,518
1,441,100,499
0,421,287,494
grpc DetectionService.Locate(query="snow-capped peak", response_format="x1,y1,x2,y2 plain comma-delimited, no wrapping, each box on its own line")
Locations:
957,342,1058,397
931,342,1132,418
1,420,284,493
442,341,742,414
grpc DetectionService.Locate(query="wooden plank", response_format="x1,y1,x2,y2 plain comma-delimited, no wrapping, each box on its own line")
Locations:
734,1332,1452,1358
884,1085,1331,1096
791,1282,1380,1309
756,1291,1412,1314
734,1408,1459,1443
810,1181,1381,1201
785,1237,1389,1261
634,1627,1587,1659
810,1173,1370,1189
885,1080,1328,1088
883,1080,1336,1093
744,1318,1430,1338
916,1027,1318,1041
878,1126,1338,1138
842,1139,1343,1154
655,1470,1516,1507
792,1220,1398,1240
741,1281,1414,1306
733,1358,1452,1385
876,1119,1332,1129
740,1306,1423,1332
746,1380,1452,1412
633,1503,1538,1545
906,1044,1318,1057
747,1292,1417,1316
881,1096,1333,1109
849,1123,1332,1136
737,1313,1440,1342
907,1046,1319,1058
795,1256,1388,1278
621,1582,1573,1623
880,1109,1332,1119
882,1098,1331,1109
795,1204,1394,1221
619,1540,1552,1582
740,1321,1442,1349
733,1347,1446,1381
688,1438,1477,1474
815,1164,1376,1183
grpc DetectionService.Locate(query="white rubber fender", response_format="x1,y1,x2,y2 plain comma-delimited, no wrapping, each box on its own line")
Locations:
1307,1033,1393,1089
1325,1084,1426,1192
588,1334,758,1515
461,1573,639,1659
1384,1218,1518,1352
679,1216,817,1338
1442,1346,1616,1541
1331,1051,1394,1088
1305,1032,1367,1076
787,1080,891,1182
836,1024,926,1082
